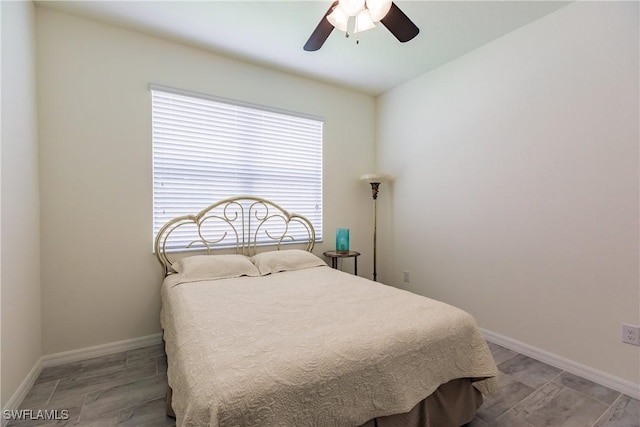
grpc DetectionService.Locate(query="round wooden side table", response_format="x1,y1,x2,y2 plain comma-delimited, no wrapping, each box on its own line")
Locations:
323,250,361,276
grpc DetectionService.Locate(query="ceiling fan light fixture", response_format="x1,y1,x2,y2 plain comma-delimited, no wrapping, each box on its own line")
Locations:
353,9,376,33
305,0,419,51
327,6,349,32
366,0,392,22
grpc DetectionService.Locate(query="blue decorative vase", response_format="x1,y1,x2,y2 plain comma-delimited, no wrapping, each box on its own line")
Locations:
336,228,350,253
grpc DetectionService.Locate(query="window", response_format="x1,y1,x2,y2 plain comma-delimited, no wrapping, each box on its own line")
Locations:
151,85,323,251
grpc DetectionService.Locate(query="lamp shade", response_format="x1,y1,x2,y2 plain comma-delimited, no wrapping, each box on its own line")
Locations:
338,0,366,16
360,173,391,184
366,0,392,22
327,6,349,32
354,9,376,33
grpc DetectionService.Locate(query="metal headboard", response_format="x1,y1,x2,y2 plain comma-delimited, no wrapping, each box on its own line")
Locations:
154,196,316,276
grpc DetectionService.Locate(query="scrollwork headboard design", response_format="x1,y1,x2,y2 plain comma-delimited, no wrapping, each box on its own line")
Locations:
154,196,316,276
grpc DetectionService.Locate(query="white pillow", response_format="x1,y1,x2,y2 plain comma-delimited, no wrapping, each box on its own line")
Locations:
172,254,260,281
251,249,326,275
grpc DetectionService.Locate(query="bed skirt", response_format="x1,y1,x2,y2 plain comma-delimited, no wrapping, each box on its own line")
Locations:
359,378,483,427
166,377,482,427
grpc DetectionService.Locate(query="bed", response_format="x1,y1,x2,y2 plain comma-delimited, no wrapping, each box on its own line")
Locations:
155,196,499,427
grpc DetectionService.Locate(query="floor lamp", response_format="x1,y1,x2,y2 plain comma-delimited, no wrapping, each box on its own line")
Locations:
360,173,391,282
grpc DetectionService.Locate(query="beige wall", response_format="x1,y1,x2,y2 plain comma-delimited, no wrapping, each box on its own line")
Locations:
35,7,376,354
376,1,639,384
1,1,43,407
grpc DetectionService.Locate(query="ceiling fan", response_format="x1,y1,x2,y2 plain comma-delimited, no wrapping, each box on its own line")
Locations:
304,0,419,51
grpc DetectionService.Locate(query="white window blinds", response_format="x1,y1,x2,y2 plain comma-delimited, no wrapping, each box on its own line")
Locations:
151,85,323,251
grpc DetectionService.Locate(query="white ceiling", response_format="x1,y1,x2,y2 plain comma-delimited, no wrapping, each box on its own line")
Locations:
36,0,571,95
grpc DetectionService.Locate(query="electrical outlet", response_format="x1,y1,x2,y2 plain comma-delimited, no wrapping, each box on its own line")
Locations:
622,324,640,346
402,271,410,283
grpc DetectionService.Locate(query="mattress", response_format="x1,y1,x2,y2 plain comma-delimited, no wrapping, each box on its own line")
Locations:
160,265,498,427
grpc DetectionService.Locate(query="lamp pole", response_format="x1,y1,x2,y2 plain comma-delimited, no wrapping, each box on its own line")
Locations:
369,182,380,282
361,173,390,282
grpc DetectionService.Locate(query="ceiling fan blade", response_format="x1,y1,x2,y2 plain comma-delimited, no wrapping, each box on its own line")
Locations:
304,1,338,51
380,2,419,43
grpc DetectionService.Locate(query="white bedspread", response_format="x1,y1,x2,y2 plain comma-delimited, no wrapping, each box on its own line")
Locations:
161,266,498,427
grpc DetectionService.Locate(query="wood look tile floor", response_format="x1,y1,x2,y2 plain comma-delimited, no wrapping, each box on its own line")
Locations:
7,342,639,426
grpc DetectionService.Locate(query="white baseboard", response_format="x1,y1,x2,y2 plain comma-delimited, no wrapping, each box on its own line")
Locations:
1,358,44,427
40,333,163,368
482,328,640,400
1,333,163,426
